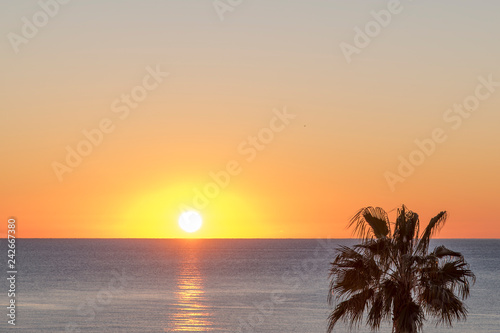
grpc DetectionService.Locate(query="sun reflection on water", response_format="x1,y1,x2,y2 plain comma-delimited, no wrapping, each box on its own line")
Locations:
166,248,214,332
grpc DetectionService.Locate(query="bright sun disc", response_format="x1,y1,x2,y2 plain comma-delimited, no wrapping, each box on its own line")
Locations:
178,211,203,233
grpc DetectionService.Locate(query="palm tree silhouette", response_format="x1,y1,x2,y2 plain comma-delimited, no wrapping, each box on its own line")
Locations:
327,205,475,333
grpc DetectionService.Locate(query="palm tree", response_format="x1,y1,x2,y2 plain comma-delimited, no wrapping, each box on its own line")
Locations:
327,205,475,333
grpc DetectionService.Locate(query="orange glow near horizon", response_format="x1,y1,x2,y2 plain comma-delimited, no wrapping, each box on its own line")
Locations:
2,2,500,239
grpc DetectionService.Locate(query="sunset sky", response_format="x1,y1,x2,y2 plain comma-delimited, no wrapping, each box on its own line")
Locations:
1,1,499,238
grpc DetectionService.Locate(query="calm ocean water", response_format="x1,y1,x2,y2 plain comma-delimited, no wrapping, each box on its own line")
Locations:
1,239,498,332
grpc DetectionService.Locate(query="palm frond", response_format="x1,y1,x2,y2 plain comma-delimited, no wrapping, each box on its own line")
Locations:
417,211,448,254
393,205,420,255
348,207,390,240
329,246,381,303
327,289,374,332
439,260,475,299
354,238,392,257
421,286,468,326
367,293,385,329
432,245,463,258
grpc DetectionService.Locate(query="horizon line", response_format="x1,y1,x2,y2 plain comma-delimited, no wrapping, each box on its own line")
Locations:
11,237,500,240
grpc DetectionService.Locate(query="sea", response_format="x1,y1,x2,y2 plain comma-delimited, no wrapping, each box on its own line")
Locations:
1,239,498,332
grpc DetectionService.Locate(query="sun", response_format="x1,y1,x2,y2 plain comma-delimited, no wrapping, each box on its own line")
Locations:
178,211,203,233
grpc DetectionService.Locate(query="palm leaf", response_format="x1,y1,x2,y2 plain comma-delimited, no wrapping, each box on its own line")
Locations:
417,211,448,254
432,245,463,258
327,289,374,332
348,207,390,240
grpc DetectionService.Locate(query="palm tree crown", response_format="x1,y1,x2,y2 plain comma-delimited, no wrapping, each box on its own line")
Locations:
328,205,475,333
